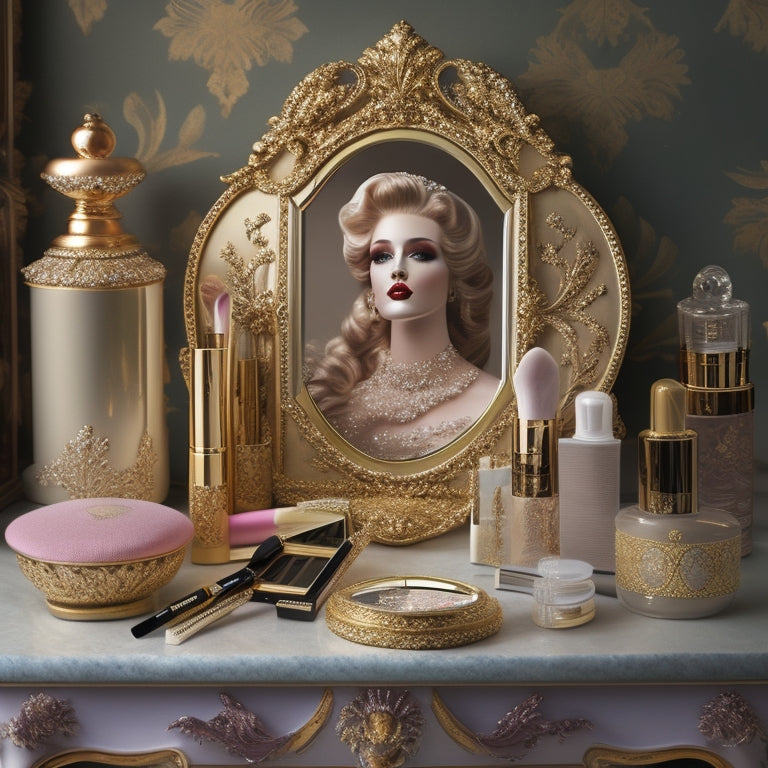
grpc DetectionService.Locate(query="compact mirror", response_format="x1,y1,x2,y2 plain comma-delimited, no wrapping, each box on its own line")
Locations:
351,577,480,612
325,575,502,649
183,21,630,545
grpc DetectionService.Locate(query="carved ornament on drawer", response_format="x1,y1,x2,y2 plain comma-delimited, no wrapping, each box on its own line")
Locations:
168,689,333,763
432,690,591,762
337,688,424,768
0,692,79,750
698,689,767,752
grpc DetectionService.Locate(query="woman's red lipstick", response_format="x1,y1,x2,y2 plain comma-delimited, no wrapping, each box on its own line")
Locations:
387,282,412,300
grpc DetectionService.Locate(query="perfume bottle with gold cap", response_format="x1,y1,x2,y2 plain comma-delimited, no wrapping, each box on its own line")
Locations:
614,379,740,619
677,264,754,556
21,114,169,504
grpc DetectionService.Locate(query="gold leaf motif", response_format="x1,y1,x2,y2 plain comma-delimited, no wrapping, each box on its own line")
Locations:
716,0,768,53
358,22,444,104
68,0,107,36
525,211,610,398
724,162,768,269
36,425,157,500
517,0,690,167
123,90,218,173
154,0,308,118
220,214,277,336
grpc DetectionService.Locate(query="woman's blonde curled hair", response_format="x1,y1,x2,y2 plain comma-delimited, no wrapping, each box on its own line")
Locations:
307,172,493,417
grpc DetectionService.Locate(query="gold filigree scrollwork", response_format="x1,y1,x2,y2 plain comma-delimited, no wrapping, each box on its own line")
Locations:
168,689,333,763
520,211,611,418
188,484,228,547
0,692,79,750
221,213,277,339
220,215,277,446
337,689,424,768
432,690,591,762
278,401,515,544
233,21,570,203
36,425,157,499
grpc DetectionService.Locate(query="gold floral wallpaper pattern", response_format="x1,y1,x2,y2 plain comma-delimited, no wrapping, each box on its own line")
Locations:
16,0,768,489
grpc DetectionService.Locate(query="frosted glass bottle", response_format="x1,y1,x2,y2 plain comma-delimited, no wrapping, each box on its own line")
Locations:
677,264,754,556
615,379,740,619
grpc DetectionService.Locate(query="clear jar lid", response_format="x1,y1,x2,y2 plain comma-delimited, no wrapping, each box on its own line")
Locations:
677,265,750,353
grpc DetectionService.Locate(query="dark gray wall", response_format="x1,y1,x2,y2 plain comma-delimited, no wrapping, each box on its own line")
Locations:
17,0,768,493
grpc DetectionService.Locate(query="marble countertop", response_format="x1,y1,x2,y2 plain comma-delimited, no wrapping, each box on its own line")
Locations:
1,483,767,688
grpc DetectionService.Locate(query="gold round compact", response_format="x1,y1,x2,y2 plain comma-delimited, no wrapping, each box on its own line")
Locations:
325,576,502,650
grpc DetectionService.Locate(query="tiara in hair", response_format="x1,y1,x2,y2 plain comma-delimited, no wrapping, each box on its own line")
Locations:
395,171,447,193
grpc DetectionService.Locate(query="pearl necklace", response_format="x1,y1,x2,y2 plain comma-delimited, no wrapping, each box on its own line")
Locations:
333,344,479,431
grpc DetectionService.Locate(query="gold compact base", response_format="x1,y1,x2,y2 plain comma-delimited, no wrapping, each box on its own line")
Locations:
326,576,502,650
46,595,157,621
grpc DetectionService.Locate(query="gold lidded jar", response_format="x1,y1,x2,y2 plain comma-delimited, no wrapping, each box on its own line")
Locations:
21,114,169,504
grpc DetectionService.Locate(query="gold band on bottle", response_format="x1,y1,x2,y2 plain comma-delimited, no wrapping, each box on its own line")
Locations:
684,384,754,416
679,348,749,389
512,418,557,498
638,432,697,515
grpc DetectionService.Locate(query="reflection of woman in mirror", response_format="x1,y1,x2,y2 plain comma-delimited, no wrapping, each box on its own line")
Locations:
307,172,498,460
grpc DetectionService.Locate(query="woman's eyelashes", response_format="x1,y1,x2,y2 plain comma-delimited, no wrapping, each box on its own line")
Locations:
369,246,438,265
408,248,437,262
370,249,393,265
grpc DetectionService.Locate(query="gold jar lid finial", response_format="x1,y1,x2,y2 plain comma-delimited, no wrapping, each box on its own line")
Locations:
71,112,117,158
22,113,165,289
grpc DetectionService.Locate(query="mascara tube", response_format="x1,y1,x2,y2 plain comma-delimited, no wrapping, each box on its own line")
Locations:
677,265,754,556
189,344,231,564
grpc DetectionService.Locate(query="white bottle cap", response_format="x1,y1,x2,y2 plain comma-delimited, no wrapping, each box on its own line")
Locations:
573,391,613,441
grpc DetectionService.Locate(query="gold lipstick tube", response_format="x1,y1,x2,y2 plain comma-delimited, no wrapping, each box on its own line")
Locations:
189,346,231,564
508,418,559,566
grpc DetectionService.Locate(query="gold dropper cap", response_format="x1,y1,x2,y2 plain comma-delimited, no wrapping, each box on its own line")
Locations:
638,378,697,515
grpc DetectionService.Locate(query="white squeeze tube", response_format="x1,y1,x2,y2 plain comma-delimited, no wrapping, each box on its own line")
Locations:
558,391,620,574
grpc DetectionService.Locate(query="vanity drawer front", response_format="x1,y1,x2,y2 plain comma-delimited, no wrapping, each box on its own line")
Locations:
0,684,763,768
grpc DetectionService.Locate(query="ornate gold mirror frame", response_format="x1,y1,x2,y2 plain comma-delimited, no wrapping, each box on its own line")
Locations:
183,21,630,545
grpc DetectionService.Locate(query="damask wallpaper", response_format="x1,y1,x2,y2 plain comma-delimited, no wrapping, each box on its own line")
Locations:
15,0,768,493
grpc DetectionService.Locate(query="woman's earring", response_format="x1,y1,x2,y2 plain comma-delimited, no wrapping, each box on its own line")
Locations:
367,289,379,318
448,284,456,303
